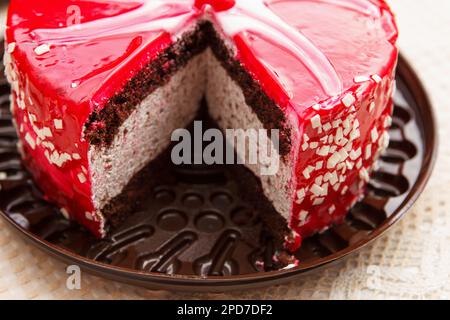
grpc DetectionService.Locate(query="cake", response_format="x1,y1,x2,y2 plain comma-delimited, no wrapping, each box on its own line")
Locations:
4,0,398,251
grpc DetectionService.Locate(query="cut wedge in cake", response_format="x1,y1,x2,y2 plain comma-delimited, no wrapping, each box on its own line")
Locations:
4,0,398,251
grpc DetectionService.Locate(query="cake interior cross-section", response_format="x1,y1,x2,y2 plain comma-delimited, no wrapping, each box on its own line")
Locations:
4,0,398,252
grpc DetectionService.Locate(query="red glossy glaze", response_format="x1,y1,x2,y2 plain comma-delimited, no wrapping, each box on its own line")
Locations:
195,0,236,11
5,0,398,242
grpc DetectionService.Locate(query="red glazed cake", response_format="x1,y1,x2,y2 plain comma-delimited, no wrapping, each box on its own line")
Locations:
4,0,398,250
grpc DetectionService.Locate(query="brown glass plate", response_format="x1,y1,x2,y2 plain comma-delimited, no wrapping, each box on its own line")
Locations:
0,54,437,292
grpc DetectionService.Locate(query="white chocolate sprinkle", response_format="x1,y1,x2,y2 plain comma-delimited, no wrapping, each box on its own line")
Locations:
327,153,342,169
42,141,55,150
303,166,315,179
343,126,351,137
311,114,322,129
360,168,370,182
313,198,325,206
34,44,50,56
371,74,382,83
321,183,329,196
356,159,363,169
350,148,362,161
384,116,393,128
29,113,37,122
78,172,87,184
60,208,70,220
323,123,332,132
50,151,72,167
298,210,309,226
343,118,351,129
312,104,321,111
338,137,349,148
7,43,16,54
342,93,356,107
311,184,324,197
16,97,26,110
42,127,53,138
315,175,323,186
315,161,324,170
332,119,342,128
72,153,81,160
309,142,319,149
365,145,372,160
380,132,390,150
335,127,344,143
338,148,349,162
346,160,355,170
24,133,36,150
328,205,336,214
344,140,353,152
354,75,370,83
54,119,63,130
301,142,309,151
371,127,379,143
297,188,306,201
328,135,334,144
329,171,339,186
317,145,330,157
349,128,360,141
341,186,349,195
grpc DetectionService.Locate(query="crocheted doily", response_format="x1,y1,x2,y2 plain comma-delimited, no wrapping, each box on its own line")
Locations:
0,0,449,299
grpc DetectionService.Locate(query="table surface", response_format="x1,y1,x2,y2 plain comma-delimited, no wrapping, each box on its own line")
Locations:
1,0,449,299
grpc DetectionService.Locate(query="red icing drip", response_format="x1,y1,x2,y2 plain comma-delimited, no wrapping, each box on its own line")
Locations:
284,232,302,253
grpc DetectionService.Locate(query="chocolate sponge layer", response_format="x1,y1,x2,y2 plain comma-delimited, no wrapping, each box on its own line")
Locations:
84,22,291,156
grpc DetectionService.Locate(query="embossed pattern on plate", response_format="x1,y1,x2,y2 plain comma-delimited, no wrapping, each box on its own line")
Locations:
0,52,437,292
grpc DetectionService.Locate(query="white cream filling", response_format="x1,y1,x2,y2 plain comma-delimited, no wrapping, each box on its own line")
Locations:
205,49,295,220
89,54,207,210
89,49,296,222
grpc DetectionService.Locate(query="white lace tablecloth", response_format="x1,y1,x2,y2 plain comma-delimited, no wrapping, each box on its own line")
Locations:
1,0,449,299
